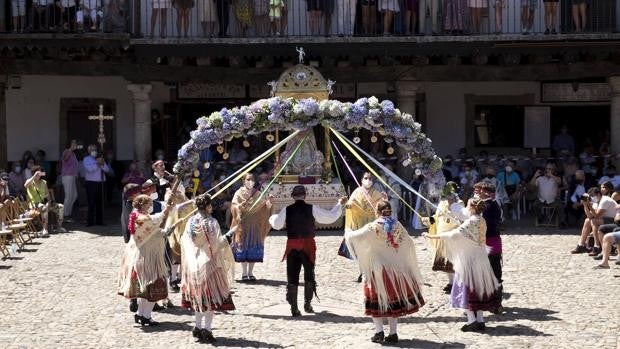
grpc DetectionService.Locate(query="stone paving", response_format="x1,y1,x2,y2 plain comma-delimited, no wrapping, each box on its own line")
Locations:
0,219,619,349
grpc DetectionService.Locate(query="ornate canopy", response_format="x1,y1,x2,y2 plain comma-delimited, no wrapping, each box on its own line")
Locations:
274,64,330,101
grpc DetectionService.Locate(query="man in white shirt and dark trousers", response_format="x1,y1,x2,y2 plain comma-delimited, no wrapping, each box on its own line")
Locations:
269,185,346,317
529,163,564,225
83,144,110,226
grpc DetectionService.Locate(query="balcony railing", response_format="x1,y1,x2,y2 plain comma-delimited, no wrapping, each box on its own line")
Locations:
2,0,618,38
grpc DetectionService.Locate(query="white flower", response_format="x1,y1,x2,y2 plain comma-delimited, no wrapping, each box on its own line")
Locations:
368,96,379,108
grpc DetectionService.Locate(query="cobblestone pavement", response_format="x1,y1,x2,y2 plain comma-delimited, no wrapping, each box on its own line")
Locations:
1,220,619,349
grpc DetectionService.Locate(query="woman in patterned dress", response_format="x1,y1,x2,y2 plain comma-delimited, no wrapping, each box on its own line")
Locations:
234,0,253,36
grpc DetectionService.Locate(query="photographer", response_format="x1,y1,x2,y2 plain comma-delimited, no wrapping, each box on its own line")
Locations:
83,144,110,226
571,183,617,256
594,190,620,269
25,166,67,236
529,163,564,224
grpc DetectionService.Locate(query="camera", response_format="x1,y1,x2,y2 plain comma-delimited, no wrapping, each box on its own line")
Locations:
580,194,590,201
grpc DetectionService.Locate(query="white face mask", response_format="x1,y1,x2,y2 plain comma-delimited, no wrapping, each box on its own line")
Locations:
244,181,255,190
90,151,97,158
505,166,513,172
149,192,159,201
592,196,600,204
157,155,165,160
362,179,373,189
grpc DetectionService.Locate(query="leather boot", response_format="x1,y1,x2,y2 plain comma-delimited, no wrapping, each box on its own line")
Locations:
286,284,301,317
304,281,315,313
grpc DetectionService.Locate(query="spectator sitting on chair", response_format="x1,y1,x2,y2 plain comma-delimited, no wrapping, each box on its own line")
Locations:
24,166,67,236
565,169,586,227
589,182,619,257
530,163,564,225
8,162,26,198
571,184,617,255
0,172,11,202
497,160,522,220
593,191,620,269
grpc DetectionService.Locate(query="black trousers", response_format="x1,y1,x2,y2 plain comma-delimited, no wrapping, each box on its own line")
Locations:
85,180,104,225
216,0,229,36
286,250,315,286
488,253,502,284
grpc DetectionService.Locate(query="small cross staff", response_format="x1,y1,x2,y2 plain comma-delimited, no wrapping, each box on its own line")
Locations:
88,104,114,152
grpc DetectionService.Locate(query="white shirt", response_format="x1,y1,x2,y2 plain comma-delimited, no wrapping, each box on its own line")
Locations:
269,202,343,230
536,176,559,203
596,195,619,219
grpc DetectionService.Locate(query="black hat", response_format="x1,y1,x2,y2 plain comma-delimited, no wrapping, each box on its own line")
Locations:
291,185,306,197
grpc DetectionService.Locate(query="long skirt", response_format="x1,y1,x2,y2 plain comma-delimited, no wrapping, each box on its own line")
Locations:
432,255,454,273
181,292,236,312
449,273,501,312
119,269,168,302
364,269,425,317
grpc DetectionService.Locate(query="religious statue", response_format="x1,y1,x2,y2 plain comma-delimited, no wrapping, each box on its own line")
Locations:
296,47,305,64
280,130,325,176
267,81,278,97
327,80,336,96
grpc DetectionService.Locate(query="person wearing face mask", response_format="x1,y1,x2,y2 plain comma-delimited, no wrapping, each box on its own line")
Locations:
529,163,564,226
571,187,608,255
122,161,146,186
442,155,459,182
117,194,173,327
61,140,79,222
83,145,111,227
229,173,273,281
496,161,522,221
151,159,185,202
8,161,26,198
338,172,387,281
458,161,478,203
25,166,67,236
574,182,618,258
0,173,10,202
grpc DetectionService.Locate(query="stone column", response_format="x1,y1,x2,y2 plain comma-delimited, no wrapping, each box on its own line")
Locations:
0,80,6,169
395,81,419,179
127,84,152,172
609,77,620,168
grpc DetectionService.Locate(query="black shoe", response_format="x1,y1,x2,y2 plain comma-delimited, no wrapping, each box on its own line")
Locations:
356,274,363,283
200,329,216,343
570,244,588,254
443,283,453,294
169,282,180,293
384,333,398,343
475,322,486,332
291,306,302,317
192,327,201,338
134,314,143,324
152,303,164,311
304,302,314,313
544,28,550,35
371,331,384,343
129,299,138,312
461,322,479,332
141,317,159,326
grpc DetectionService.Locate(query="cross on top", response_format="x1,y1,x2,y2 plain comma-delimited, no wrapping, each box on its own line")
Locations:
88,104,114,148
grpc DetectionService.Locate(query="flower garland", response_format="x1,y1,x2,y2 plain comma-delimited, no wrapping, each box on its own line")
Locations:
174,96,444,192
128,211,138,235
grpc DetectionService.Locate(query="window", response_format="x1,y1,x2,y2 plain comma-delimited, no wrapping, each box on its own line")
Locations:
474,105,524,147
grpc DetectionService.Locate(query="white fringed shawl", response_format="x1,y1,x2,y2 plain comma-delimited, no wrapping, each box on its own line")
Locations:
438,215,499,299
181,213,235,312
345,219,424,314
118,212,168,295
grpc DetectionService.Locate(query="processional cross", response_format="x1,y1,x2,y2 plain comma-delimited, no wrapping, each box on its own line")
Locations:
88,104,114,151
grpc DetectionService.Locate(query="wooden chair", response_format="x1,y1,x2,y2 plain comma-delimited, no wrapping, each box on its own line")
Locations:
535,205,559,228
0,204,13,258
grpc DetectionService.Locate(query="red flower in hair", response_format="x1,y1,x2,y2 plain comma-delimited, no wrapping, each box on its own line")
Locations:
128,211,138,235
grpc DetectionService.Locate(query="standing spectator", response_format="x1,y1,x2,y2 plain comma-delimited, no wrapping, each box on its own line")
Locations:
442,155,459,181
59,0,77,31
418,0,439,35
216,0,230,36
150,0,171,37
493,0,505,34
104,150,119,206
121,161,146,186
25,166,67,236
542,0,558,34
520,0,536,34
579,144,597,181
61,140,79,222
337,0,356,35
323,0,334,35
77,0,99,31
29,0,51,31
8,162,26,198
458,161,478,203
380,0,399,34
35,149,51,176
530,163,564,224
598,165,620,189
468,0,486,34
360,0,377,35
269,0,283,35
403,0,417,35
551,125,575,156
21,150,35,169
306,0,322,35
173,0,194,37
198,0,218,36
234,0,252,37
24,158,36,180
11,0,26,32
83,145,110,226
571,0,586,32
253,0,269,36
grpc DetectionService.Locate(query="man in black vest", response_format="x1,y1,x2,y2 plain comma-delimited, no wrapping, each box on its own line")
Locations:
269,185,346,317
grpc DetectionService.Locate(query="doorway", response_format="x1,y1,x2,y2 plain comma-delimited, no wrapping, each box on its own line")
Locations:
60,98,116,157
550,105,610,154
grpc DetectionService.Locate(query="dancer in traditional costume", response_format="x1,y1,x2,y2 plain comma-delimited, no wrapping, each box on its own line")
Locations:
230,173,273,281
475,181,504,313
423,198,501,332
345,200,425,344
181,194,235,343
339,172,386,281
422,182,468,294
164,187,192,293
117,194,171,327
269,185,345,316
